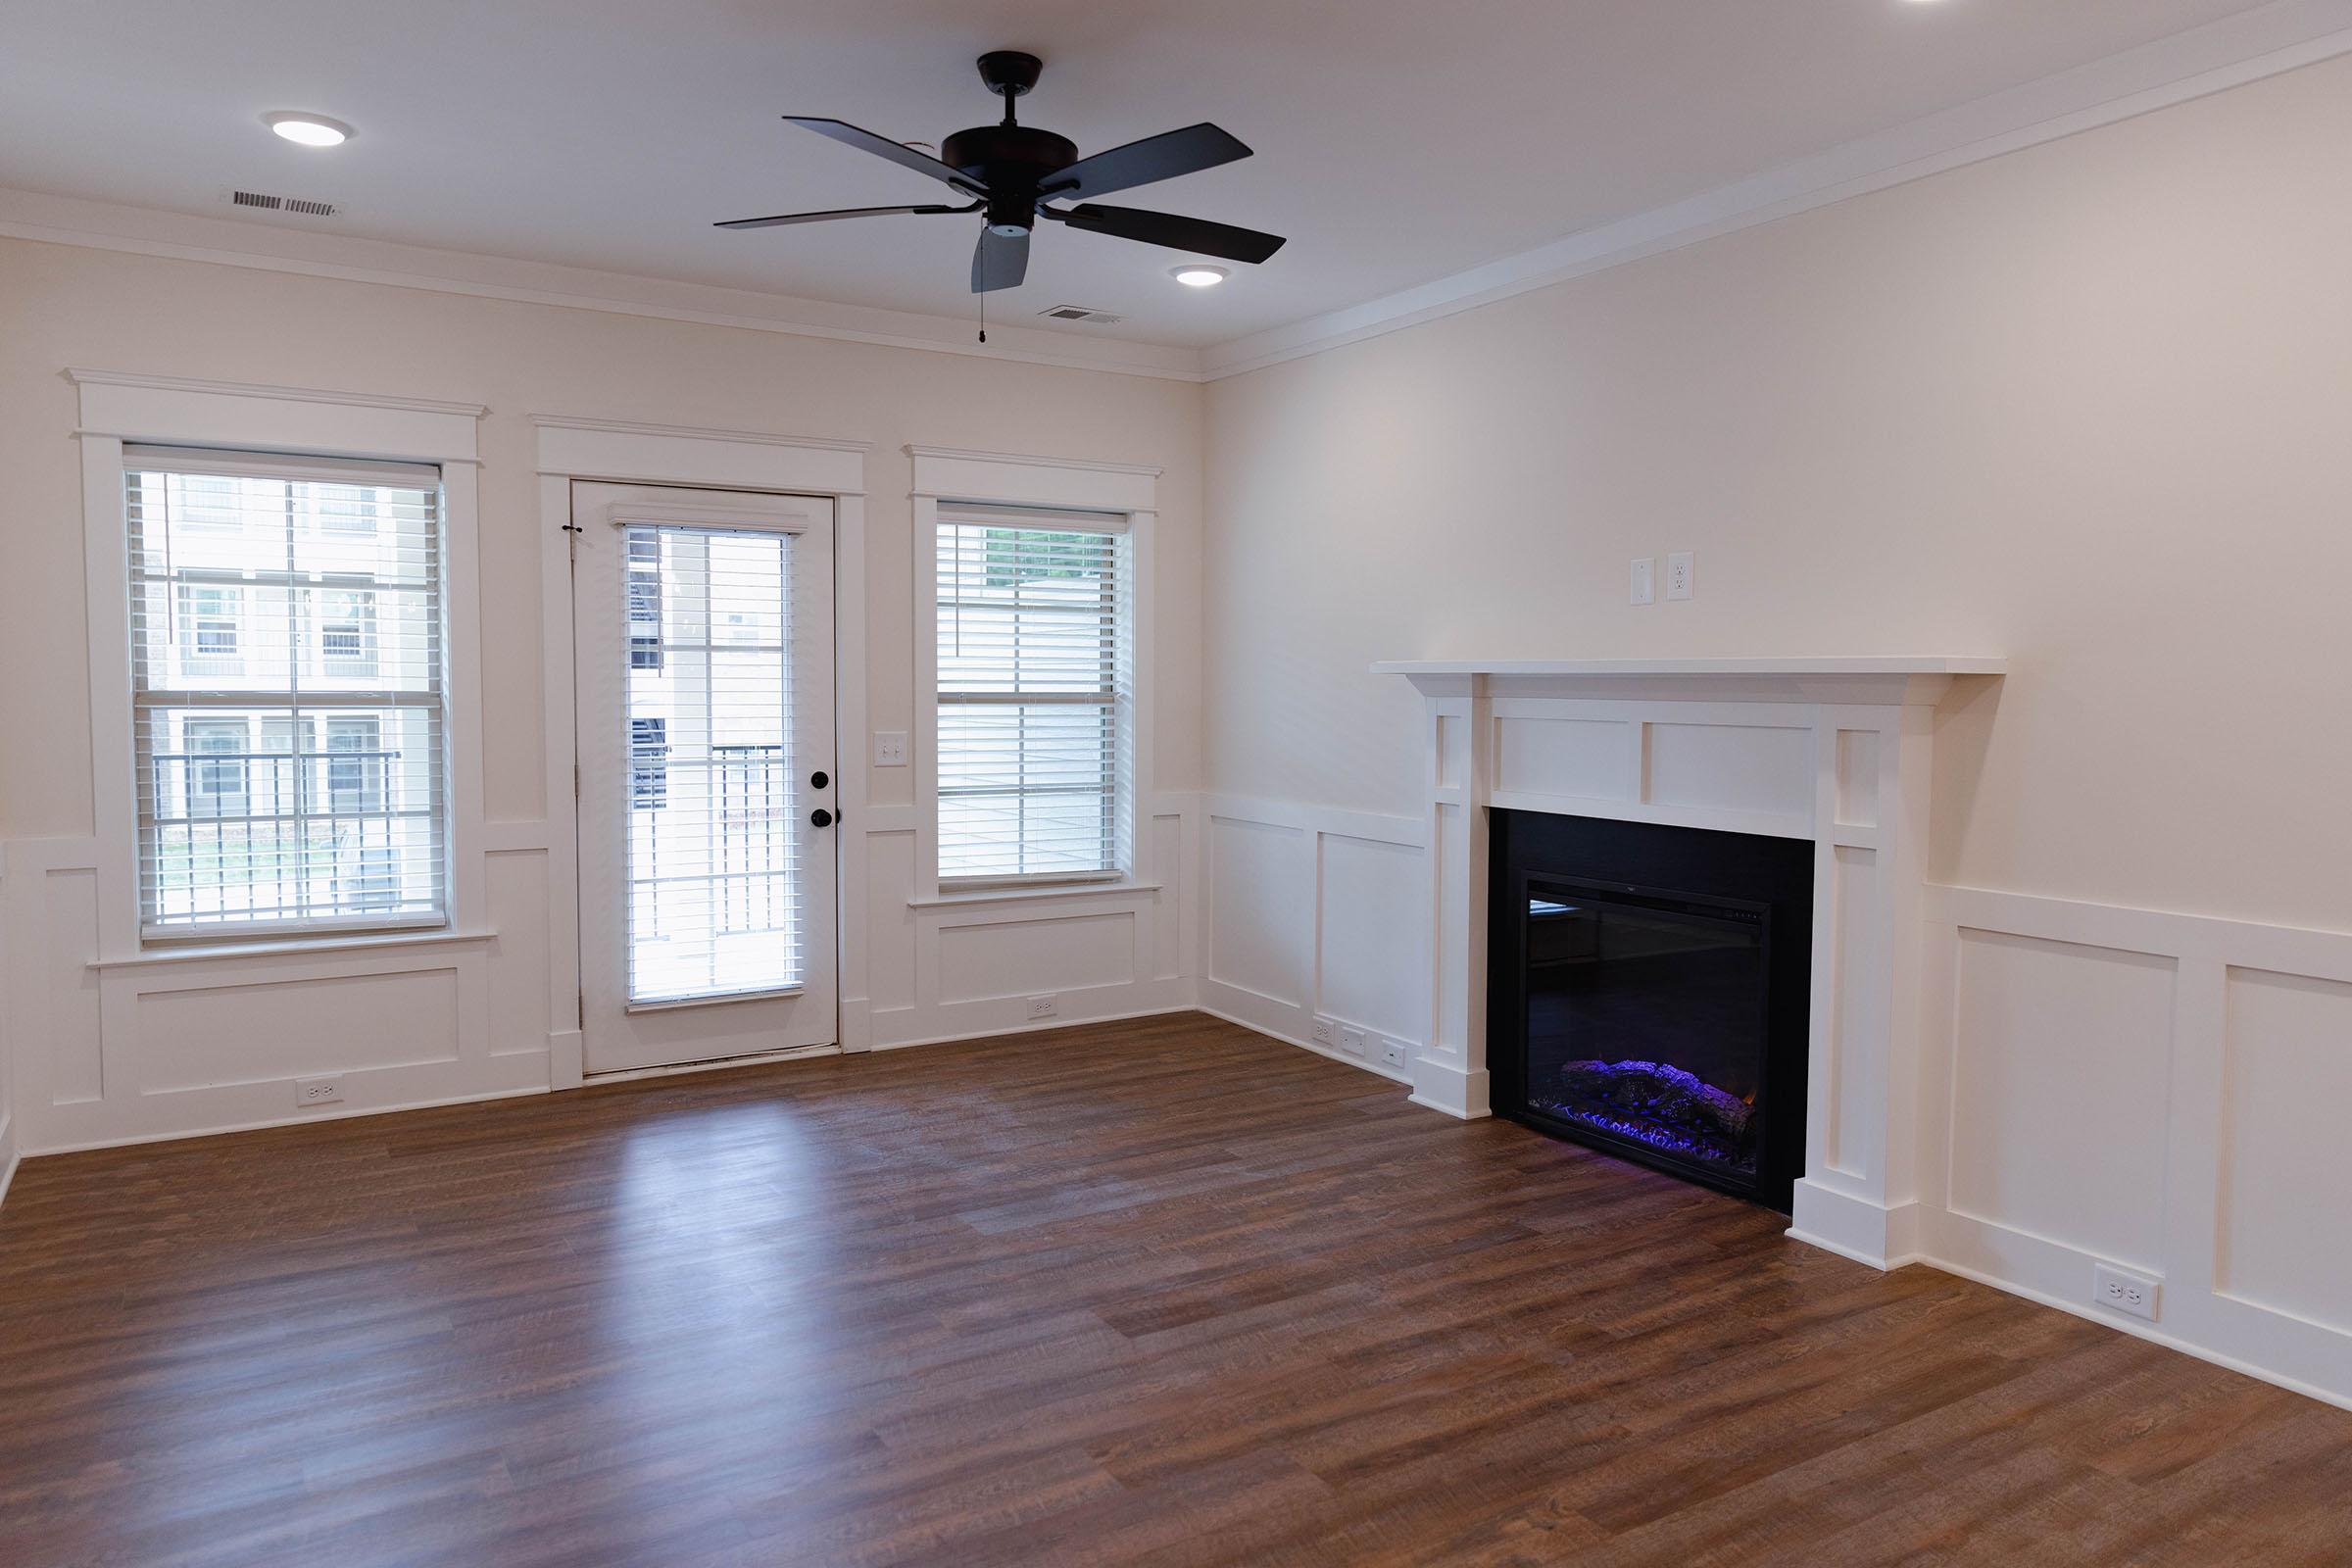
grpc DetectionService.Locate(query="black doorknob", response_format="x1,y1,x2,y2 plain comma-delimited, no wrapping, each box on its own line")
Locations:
810,808,835,828
810,770,829,791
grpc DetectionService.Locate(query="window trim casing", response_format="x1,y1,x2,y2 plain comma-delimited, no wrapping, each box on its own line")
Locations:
907,446,1158,905
71,369,487,958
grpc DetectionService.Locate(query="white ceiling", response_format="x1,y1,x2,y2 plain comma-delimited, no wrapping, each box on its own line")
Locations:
0,0,2304,350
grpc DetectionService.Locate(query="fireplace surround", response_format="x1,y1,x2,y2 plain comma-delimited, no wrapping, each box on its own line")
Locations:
1489,809,1814,1210
1377,657,2004,1267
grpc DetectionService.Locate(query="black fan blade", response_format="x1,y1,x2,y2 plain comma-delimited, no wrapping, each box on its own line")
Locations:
972,226,1030,293
1048,203,1286,265
1039,122,1250,200
783,117,986,193
716,202,975,230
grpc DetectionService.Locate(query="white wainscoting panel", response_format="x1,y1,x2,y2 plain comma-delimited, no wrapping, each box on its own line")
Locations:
3,833,560,1154
853,796,1200,1051
937,911,1137,1004
1206,813,1312,1009
1199,795,1424,1086
1925,884,2352,1411
1945,929,2176,1272
1317,833,1428,1048
2217,967,2352,1336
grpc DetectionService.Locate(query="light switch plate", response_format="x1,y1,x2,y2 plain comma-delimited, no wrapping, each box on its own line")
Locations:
1666,551,1694,601
1630,558,1656,606
872,730,908,767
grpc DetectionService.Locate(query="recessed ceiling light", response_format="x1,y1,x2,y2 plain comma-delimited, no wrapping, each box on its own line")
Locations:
1170,264,1228,288
264,112,353,148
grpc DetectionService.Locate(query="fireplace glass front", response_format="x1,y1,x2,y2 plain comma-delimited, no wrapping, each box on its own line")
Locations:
1522,883,1767,1181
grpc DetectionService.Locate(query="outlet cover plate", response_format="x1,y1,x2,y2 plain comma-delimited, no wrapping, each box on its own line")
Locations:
295,1075,343,1106
2093,1262,2159,1321
1026,994,1058,1019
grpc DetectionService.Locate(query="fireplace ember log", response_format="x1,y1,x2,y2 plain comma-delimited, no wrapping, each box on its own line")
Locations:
1541,1058,1757,1169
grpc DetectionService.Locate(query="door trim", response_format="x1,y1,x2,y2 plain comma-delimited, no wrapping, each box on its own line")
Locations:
533,417,871,1089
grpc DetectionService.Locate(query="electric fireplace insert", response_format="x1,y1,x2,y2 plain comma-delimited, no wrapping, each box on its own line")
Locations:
1488,810,1812,1211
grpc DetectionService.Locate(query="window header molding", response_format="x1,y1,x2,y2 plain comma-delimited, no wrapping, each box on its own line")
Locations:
906,444,1158,514
536,415,866,495
71,368,483,465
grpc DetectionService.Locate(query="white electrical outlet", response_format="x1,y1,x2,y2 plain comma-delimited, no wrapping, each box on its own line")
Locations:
1666,551,1694,600
1338,1025,1368,1058
1378,1037,1407,1070
1310,1016,1337,1047
2093,1262,2160,1321
295,1075,343,1107
872,730,908,767
1630,558,1656,605
1026,994,1058,1019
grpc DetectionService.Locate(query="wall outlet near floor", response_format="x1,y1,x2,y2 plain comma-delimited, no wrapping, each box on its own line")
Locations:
1310,1016,1336,1047
872,730,908,767
1338,1025,1368,1058
2093,1262,2160,1321
295,1075,343,1107
1665,551,1694,600
1379,1037,1407,1070
1630,558,1656,605
1025,994,1058,1019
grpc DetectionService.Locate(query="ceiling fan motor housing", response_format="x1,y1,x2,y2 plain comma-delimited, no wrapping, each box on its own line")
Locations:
942,124,1076,233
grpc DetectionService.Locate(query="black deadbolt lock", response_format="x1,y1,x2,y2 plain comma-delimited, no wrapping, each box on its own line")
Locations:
810,770,829,791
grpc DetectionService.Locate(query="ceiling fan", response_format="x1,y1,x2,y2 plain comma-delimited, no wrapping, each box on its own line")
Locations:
716,51,1286,294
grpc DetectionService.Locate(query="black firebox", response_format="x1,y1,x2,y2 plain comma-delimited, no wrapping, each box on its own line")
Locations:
1488,810,1813,1212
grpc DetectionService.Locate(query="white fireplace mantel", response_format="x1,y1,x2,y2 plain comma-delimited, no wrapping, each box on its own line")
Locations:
1381,654,2004,1270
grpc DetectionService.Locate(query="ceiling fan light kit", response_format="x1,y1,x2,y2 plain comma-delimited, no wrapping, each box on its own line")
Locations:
717,50,1286,298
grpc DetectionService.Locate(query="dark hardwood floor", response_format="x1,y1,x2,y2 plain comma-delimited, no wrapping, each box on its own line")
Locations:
1,1013,2346,1566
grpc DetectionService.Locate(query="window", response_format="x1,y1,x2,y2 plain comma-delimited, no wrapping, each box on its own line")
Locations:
935,509,1132,884
126,448,447,939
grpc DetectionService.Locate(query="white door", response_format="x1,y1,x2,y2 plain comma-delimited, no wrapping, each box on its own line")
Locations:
572,482,838,1074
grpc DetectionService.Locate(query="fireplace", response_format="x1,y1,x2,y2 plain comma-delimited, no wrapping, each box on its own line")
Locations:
1488,809,1813,1211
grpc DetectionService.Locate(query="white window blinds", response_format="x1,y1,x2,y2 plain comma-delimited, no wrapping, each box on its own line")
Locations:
936,508,1133,884
124,446,447,939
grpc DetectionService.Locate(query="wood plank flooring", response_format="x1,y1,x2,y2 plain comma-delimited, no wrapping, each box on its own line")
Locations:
1,1012,2346,1566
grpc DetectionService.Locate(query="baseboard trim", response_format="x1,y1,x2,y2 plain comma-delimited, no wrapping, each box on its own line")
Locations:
24,1082,553,1158
868,1003,1197,1054
1195,1000,1412,1088
1916,1250,2352,1416
0,1112,19,1215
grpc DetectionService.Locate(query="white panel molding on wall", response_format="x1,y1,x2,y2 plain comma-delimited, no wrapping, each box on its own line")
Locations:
1918,883,2352,1412
1198,791,1428,1087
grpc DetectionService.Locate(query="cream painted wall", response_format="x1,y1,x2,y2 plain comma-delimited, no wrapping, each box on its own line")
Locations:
0,238,1205,842
1202,51,2352,931
1198,52,2352,1408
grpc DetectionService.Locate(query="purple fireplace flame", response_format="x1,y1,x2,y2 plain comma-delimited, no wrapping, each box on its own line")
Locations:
1532,1058,1758,1173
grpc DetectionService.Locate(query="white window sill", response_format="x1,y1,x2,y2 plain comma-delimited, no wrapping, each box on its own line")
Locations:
909,880,1162,909
91,927,495,970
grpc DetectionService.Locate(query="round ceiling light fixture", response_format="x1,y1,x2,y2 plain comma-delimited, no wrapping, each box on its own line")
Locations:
1169,264,1228,288
264,112,354,148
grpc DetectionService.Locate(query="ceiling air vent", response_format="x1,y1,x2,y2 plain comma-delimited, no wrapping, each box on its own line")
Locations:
1037,305,1125,324
229,189,339,218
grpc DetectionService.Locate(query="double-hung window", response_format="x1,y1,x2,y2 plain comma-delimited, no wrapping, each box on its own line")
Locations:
935,507,1132,886
125,447,448,939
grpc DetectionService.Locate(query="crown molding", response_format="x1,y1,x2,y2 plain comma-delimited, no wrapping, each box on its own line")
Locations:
0,188,1210,383
9,3,2350,389
1199,0,2352,379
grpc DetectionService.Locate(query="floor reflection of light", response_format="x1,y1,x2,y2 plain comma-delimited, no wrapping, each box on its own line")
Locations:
578,1099,858,1500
